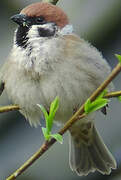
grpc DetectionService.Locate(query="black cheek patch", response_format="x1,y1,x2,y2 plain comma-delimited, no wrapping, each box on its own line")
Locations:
38,27,55,37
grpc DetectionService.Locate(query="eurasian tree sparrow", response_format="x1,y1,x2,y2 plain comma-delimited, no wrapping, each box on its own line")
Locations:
0,2,116,176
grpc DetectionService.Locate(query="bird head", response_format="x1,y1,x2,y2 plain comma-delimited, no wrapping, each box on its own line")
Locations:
10,2,72,48
11,2,69,36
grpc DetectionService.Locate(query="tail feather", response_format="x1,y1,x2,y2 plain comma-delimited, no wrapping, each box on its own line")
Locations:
69,125,116,176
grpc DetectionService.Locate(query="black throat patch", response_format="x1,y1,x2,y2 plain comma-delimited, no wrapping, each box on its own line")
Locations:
16,26,29,48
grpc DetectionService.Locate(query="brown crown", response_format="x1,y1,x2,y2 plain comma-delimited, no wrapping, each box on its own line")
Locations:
20,2,69,28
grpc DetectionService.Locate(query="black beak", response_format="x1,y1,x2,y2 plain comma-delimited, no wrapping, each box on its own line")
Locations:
11,14,27,26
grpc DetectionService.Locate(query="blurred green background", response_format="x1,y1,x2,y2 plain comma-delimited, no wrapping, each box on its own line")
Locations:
0,0,121,180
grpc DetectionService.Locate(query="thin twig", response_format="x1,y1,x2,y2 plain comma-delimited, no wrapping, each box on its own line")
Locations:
6,63,121,180
0,105,19,113
104,90,121,98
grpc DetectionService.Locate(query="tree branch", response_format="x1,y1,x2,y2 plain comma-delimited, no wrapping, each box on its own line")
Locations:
6,63,121,180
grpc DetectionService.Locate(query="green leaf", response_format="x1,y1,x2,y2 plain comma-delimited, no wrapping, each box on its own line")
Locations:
42,127,50,141
37,97,60,141
115,54,121,64
49,96,59,115
37,104,50,133
91,98,108,111
50,133,63,144
37,104,49,121
97,89,108,99
84,99,91,114
84,98,108,114
48,96,59,131
118,96,121,101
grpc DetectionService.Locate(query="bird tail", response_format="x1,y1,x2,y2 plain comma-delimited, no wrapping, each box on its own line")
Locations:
69,125,116,176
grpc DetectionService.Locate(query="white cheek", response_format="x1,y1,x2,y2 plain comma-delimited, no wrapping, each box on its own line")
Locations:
27,25,39,39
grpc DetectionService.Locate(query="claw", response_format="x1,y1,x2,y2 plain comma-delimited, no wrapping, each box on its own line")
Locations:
0,81,5,96
101,105,108,115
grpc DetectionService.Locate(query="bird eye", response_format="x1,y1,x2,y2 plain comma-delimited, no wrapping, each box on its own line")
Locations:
36,17,45,24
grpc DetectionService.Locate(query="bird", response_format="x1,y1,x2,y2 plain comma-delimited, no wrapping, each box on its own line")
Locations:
0,2,116,176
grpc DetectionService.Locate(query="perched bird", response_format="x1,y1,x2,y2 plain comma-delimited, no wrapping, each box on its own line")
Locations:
0,2,116,176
